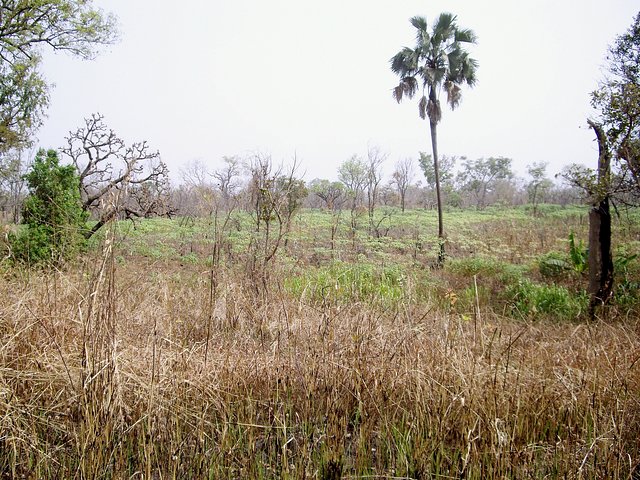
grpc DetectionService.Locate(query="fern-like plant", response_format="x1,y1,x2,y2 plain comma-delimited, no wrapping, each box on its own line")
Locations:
568,232,588,274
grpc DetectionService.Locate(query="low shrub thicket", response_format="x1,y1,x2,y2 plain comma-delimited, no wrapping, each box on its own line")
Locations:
284,261,408,306
10,149,88,266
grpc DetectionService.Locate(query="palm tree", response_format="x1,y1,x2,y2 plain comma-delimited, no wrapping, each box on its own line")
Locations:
391,13,478,265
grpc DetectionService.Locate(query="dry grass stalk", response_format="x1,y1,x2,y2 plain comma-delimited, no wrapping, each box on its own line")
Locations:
0,238,638,478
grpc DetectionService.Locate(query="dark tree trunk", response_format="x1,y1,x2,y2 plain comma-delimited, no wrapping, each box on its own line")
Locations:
429,120,445,266
587,120,614,317
588,201,613,310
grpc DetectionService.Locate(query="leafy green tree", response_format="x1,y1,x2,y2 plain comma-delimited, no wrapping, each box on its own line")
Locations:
0,58,48,152
310,179,346,211
391,157,415,213
338,155,367,211
526,162,553,216
12,148,88,265
457,156,513,209
560,12,640,315
580,11,640,315
418,152,457,189
391,13,478,264
591,11,640,195
0,0,118,151
418,152,458,209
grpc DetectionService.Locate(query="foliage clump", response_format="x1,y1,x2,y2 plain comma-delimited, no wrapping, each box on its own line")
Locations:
538,232,588,279
506,279,587,320
285,261,408,306
0,0,117,152
11,149,88,266
447,256,523,283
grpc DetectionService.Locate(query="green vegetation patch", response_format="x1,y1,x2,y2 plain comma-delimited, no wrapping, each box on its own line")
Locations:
285,261,409,306
506,279,588,320
447,256,525,283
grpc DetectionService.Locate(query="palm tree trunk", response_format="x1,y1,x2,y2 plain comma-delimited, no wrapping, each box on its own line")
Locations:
429,120,445,266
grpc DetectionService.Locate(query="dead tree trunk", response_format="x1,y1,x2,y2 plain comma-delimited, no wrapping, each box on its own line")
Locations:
587,120,614,317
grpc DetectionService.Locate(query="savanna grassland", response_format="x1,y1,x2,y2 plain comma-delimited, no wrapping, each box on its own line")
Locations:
1,205,640,479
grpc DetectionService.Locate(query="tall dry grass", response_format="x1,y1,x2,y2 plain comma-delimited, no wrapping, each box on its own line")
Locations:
0,229,639,479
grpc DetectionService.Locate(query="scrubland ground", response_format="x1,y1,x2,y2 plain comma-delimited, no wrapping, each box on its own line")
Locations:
1,205,639,479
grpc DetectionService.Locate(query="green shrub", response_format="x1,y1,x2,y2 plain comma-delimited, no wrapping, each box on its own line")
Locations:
613,250,640,311
285,261,408,306
538,251,571,279
447,256,523,284
11,149,88,266
568,232,587,274
538,233,587,280
506,280,587,320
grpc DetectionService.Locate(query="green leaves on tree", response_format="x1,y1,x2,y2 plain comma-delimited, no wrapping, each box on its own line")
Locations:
0,0,118,152
11,148,88,266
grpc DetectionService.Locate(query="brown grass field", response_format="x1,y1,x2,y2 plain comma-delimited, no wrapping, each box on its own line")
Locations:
1,207,639,479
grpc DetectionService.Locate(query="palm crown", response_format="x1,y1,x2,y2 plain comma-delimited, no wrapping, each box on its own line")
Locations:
391,13,478,123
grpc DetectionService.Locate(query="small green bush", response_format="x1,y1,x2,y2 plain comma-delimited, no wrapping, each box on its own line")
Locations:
613,250,640,311
538,251,571,279
506,279,587,320
447,256,524,284
538,233,588,280
285,261,408,306
568,232,587,274
11,149,88,266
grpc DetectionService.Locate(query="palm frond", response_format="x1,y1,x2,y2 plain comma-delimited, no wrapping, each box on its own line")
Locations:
418,95,427,119
448,49,478,87
391,11,478,119
410,16,428,32
461,56,479,87
422,66,446,87
410,16,430,46
393,85,404,103
402,77,418,97
444,80,462,109
427,97,442,123
455,28,477,44
390,47,416,75
446,48,462,71
433,12,457,42
393,76,418,103
403,76,418,96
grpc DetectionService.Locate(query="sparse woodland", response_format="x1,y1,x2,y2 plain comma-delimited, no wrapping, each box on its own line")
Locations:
0,2,639,479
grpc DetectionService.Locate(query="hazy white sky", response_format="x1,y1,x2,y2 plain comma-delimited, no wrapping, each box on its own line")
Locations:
37,0,638,183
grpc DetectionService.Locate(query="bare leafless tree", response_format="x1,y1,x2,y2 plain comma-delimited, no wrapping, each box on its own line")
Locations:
180,159,215,217
391,157,415,213
245,153,305,296
310,179,346,253
365,145,387,234
181,159,212,190
213,156,242,204
61,113,170,237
